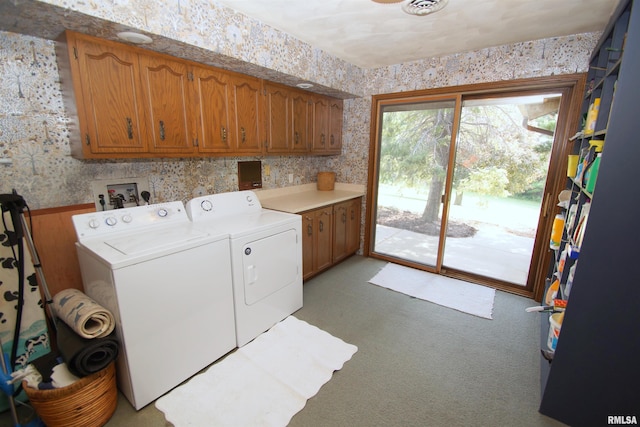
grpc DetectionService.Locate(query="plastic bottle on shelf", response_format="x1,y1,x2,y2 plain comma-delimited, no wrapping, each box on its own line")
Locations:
584,98,600,134
558,246,569,273
585,153,601,193
550,214,565,250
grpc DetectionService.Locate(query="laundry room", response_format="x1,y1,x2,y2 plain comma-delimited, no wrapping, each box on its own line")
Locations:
1,0,639,426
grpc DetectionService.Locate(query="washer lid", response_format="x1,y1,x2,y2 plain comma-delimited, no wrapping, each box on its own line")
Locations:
105,228,210,256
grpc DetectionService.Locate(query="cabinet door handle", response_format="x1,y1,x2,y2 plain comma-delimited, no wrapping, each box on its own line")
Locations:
85,134,90,146
295,131,299,144
126,117,133,139
221,126,227,142
159,120,166,141
342,212,346,223
319,220,324,232
321,133,325,146
330,134,335,146
351,209,355,220
241,127,246,143
307,224,313,236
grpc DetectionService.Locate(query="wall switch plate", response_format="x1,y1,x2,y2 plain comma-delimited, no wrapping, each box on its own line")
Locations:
288,173,294,183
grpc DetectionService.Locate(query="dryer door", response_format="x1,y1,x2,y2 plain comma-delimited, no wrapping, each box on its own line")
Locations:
242,228,299,305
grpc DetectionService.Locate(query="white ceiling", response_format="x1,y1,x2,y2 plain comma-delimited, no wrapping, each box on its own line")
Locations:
214,0,620,68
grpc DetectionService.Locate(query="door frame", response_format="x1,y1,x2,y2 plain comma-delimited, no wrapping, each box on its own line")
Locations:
364,74,586,301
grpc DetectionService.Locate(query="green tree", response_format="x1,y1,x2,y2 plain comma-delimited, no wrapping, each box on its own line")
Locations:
379,99,557,222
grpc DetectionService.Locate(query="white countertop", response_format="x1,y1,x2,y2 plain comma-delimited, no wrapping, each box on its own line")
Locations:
256,183,365,213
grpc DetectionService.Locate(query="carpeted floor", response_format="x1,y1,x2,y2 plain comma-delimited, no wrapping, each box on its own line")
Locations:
2,255,566,426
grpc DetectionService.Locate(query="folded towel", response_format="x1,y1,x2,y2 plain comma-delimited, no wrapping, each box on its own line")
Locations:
51,363,80,388
52,289,115,339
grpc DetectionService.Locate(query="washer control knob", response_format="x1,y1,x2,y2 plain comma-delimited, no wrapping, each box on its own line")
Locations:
157,208,169,218
105,216,118,226
244,247,252,255
88,219,100,229
201,200,213,212
121,214,133,223
246,195,253,203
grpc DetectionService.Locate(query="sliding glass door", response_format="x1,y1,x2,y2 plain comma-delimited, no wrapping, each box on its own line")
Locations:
372,96,458,269
368,81,578,295
441,94,561,285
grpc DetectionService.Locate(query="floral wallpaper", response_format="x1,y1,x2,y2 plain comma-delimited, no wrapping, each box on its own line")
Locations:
0,0,599,210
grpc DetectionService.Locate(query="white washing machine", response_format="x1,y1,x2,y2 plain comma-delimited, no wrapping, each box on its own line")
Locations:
186,191,303,347
72,201,236,410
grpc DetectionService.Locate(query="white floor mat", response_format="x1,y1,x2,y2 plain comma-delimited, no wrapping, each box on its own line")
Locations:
368,263,495,319
155,316,358,426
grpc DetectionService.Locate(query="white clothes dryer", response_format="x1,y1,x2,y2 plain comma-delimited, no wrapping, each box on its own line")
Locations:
186,191,302,347
72,202,235,410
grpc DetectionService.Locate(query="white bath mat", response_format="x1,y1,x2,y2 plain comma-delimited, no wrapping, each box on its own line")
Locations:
368,263,495,319
155,316,358,426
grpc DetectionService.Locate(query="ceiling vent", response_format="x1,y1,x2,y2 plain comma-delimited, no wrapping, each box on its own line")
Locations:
402,0,449,16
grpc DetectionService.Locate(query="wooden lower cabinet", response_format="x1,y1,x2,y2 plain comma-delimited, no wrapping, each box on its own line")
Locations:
333,198,361,263
301,206,333,280
301,197,361,280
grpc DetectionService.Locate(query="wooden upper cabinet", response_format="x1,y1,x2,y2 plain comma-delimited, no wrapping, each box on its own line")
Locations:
58,31,342,159
265,83,310,154
311,96,329,153
191,65,235,153
138,55,195,154
291,91,310,153
328,99,343,154
265,83,291,153
311,95,343,155
66,33,149,156
230,75,264,155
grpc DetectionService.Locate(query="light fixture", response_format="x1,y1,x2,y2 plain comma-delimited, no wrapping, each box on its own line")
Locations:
116,31,153,44
370,0,404,3
401,0,449,16
296,83,314,89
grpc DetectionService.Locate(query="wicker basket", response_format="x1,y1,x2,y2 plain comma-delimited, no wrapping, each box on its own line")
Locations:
23,362,117,427
317,171,336,191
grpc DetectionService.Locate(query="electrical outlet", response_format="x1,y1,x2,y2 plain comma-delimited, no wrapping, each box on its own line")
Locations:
288,173,294,183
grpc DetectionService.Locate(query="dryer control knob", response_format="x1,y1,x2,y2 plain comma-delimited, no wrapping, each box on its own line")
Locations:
201,200,213,212
88,219,100,229
246,195,254,203
105,216,118,226
121,214,133,223
157,208,169,218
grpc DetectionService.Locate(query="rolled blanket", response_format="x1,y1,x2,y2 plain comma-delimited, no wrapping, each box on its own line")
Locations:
55,319,119,377
52,288,115,339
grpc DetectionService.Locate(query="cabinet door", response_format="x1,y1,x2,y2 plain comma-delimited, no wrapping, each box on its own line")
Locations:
291,92,310,153
192,66,235,153
333,202,349,262
333,198,361,262
328,99,343,154
346,198,361,255
72,35,149,155
301,212,315,280
315,207,334,272
230,76,264,155
265,84,290,153
311,96,329,152
138,55,194,154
